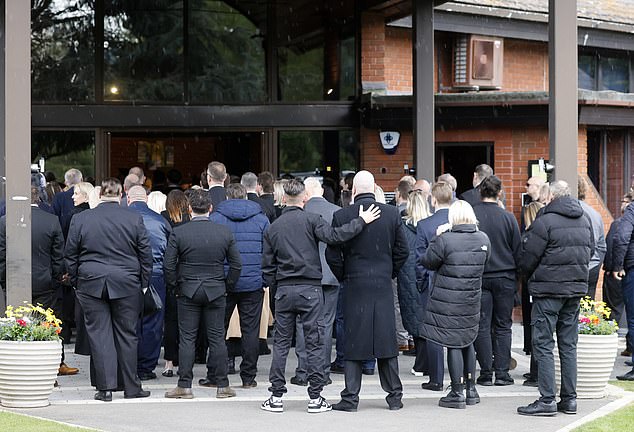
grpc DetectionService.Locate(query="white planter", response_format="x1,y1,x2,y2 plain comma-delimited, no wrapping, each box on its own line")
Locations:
555,333,618,399
0,340,62,408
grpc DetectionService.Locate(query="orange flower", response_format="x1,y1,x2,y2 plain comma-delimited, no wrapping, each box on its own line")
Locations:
41,322,50,328
55,328,61,334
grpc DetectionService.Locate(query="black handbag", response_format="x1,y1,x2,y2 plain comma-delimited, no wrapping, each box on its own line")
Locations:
143,285,163,316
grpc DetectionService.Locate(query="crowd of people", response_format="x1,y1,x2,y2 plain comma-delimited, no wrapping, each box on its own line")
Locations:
1,160,633,416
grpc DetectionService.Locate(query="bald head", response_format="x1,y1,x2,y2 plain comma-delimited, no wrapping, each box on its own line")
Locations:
304,177,323,199
127,185,147,203
414,179,431,195
352,170,375,195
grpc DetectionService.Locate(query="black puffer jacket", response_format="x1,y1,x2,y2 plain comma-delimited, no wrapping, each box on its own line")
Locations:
396,221,424,337
613,204,634,272
518,196,594,298
420,224,490,348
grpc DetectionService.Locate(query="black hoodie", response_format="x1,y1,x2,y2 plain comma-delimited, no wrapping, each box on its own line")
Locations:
518,196,594,298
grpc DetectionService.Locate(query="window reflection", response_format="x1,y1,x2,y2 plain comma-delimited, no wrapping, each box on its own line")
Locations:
278,130,358,176
32,0,95,103
32,131,96,181
599,56,629,93
188,1,266,103
104,1,184,102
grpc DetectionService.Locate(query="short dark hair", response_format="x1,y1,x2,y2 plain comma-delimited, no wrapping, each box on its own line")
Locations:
188,188,211,214
31,186,40,204
479,175,502,199
227,183,247,199
396,180,413,199
258,171,275,194
101,177,122,198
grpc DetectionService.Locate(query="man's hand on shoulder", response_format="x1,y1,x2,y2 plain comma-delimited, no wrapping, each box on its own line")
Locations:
359,204,381,224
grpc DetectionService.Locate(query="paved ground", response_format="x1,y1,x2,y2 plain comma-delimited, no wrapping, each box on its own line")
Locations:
4,325,633,432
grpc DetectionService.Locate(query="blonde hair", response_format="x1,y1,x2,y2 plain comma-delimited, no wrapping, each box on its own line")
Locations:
524,201,544,228
448,200,477,226
274,179,288,207
74,182,94,202
405,190,431,226
374,184,386,204
147,191,167,214
88,186,102,209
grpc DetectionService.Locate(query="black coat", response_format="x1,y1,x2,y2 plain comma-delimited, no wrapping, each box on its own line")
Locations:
396,221,424,337
518,196,594,298
326,193,409,360
420,224,490,348
65,201,153,300
459,187,481,208
208,186,227,212
164,216,242,301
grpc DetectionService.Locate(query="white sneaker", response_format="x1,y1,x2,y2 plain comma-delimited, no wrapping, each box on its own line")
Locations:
411,368,425,377
307,396,332,413
261,396,283,413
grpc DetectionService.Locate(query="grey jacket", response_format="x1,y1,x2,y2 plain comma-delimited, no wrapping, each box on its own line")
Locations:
304,196,341,286
579,200,606,270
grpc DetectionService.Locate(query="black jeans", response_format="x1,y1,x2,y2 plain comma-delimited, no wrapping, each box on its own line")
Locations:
269,284,325,399
474,276,515,377
163,289,179,364
224,289,264,384
177,289,228,388
532,297,580,403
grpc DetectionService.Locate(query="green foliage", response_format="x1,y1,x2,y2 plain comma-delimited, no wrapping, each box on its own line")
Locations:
0,412,96,432
578,296,619,335
573,403,634,432
0,304,62,342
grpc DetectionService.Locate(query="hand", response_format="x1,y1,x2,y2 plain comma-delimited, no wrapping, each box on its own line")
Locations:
359,204,381,224
614,270,626,281
436,223,451,236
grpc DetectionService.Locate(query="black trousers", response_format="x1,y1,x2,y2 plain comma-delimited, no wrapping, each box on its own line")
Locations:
269,285,325,400
223,289,264,384
339,357,403,409
447,344,476,384
76,289,142,395
474,276,515,377
163,289,179,364
177,288,228,388
586,265,601,300
532,297,580,403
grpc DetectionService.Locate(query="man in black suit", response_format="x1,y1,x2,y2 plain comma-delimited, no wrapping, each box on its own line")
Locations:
207,161,227,211
326,170,409,412
164,189,241,399
242,171,276,223
65,178,153,402
458,164,493,207
257,171,277,223
0,186,78,375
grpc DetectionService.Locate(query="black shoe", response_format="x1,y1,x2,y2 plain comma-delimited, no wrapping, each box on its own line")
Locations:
362,368,375,375
495,373,514,386
402,348,416,357
227,357,236,375
557,399,577,415
330,363,345,374
522,372,533,379
138,372,157,381
388,401,404,411
616,369,634,381
439,383,466,409
242,380,257,389
523,379,538,387
290,376,308,386
198,378,218,387
331,402,358,412
162,369,174,378
517,400,557,416
94,391,112,402
421,381,443,391
466,380,480,405
626,360,633,367
476,374,493,386
124,390,151,399
325,377,333,385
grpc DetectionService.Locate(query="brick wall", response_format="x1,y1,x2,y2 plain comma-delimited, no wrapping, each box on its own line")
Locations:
360,128,414,190
385,27,412,93
361,12,386,85
503,39,548,91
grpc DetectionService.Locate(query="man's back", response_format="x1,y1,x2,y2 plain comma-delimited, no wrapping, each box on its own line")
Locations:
305,196,341,286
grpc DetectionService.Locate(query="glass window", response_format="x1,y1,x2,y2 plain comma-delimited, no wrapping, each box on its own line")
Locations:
104,1,184,102
339,130,359,172
188,1,266,103
578,54,596,90
340,36,356,101
278,131,324,176
278,46,325,101
32,1,95,103
32,131,96,182
599,56,629,93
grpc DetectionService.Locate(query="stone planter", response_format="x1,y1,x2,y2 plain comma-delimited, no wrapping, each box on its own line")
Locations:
0,340,62,408
555,333,618,399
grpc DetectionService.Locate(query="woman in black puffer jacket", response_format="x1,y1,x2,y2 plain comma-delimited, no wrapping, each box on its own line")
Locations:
421,200,490,409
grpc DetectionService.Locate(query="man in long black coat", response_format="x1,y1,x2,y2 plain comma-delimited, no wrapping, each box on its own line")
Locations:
326,170,409,411
65,178,153,402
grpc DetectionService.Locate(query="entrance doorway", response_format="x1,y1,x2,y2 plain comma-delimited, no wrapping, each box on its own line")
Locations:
436,143,493,196
109,131,263,187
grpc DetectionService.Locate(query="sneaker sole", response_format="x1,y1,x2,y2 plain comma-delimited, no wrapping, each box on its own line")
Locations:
165,394,194,399
261,406,283,413
307,407,332,413
216,394,236,399
518,411,557,417
558,410,577,415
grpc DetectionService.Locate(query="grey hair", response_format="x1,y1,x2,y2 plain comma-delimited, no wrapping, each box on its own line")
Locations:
437,173,457,191
304,177,323,197
550,180,570,199
64,168,83,186
474,164,493,182
124,173,141,191
240,172,258,191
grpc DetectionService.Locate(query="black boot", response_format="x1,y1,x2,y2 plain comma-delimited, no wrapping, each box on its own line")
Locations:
227,357,236,375
439,382,466,409
466,378,480,405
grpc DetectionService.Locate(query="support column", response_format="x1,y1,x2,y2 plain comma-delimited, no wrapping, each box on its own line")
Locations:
548,0,578,195
4,0,32,306
413,0,435,182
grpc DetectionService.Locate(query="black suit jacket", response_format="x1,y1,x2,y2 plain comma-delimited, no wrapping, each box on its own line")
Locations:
248,192,276,223
459,187,481,208
208,186,227,212
0,206,64,297
65,201,153,299
53,188,75,239
163,216,242,301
